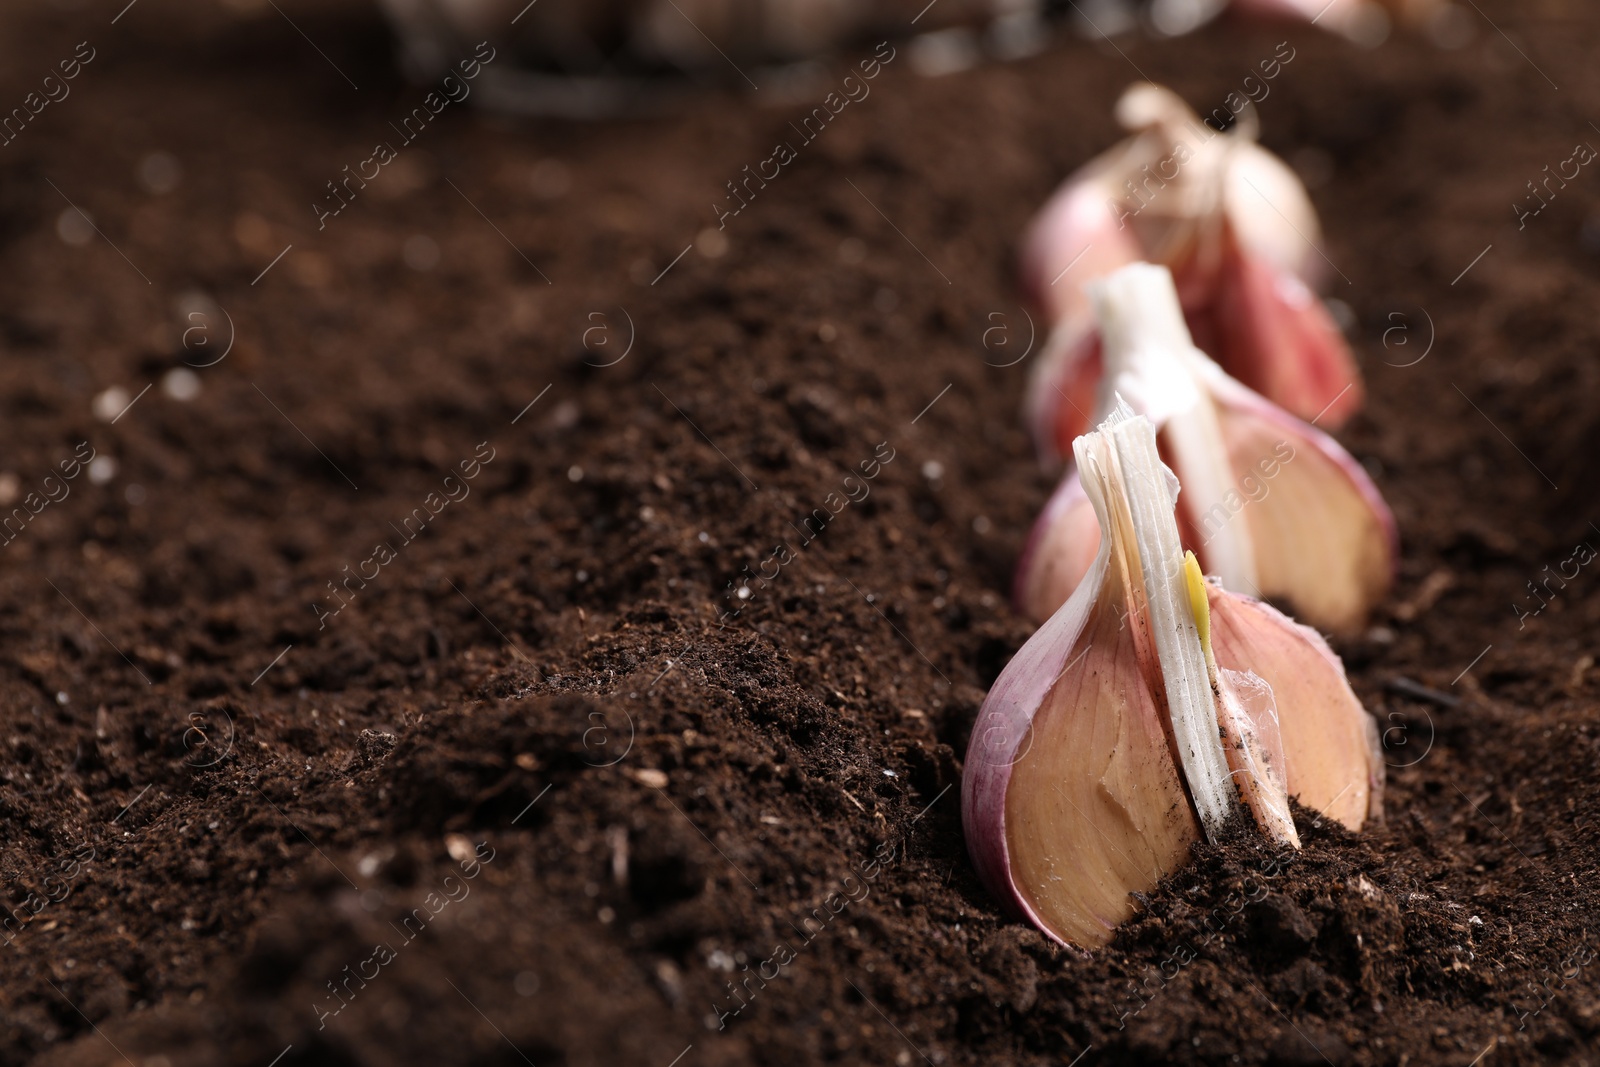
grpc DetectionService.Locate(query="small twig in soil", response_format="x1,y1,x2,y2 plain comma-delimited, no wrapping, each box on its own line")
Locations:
1385,676,1460,708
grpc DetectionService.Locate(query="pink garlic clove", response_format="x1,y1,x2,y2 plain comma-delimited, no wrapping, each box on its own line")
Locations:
1205,586,1385,829
1020,83,1363,462
1018,262,1394,636
1201,360,1396,634
966,411,1379,948
1208,228,1364,432
1012,464,1099,623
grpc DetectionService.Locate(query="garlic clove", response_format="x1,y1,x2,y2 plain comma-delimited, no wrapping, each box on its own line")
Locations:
1001,554,1202,946
1201,365,1396,634
1021,83,1364,462
1018,262,1393,635
1208,229,1364,431
968,409,1243,948
969,404,1382,947
1205,584,1384,829
1012,466,1099,623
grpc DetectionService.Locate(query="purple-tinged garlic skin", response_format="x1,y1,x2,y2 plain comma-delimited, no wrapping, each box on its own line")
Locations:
964,527,1115,942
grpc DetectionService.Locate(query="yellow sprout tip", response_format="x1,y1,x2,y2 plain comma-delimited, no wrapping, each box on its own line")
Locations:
1183,550,1210,649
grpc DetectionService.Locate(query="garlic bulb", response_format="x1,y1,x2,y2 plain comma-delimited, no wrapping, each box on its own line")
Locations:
1020,82,1362,463
1015,262,1394,635
964,406,1381,948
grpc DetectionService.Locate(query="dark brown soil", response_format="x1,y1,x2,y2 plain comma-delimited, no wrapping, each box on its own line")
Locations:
0,1,1596,1064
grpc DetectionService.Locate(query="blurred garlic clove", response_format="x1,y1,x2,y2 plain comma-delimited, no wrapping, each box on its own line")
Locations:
1207,228,1364,431
1021,82,1362,461
1022,327,1102,466
967,407,1377,948
1016,263,1394,635
1018,180,1146,340
1198,353,1394,634
1220,130,1326,287
1229,0,1420,46
1012,465,1099,623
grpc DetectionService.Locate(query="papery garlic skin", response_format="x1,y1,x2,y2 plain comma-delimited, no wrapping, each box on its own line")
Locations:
1095,263,1260,598
1204,585,1384,829
1020,82,1362,462
1105,414,1238,836
1188,553,1299,848
1017,263,1395,635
